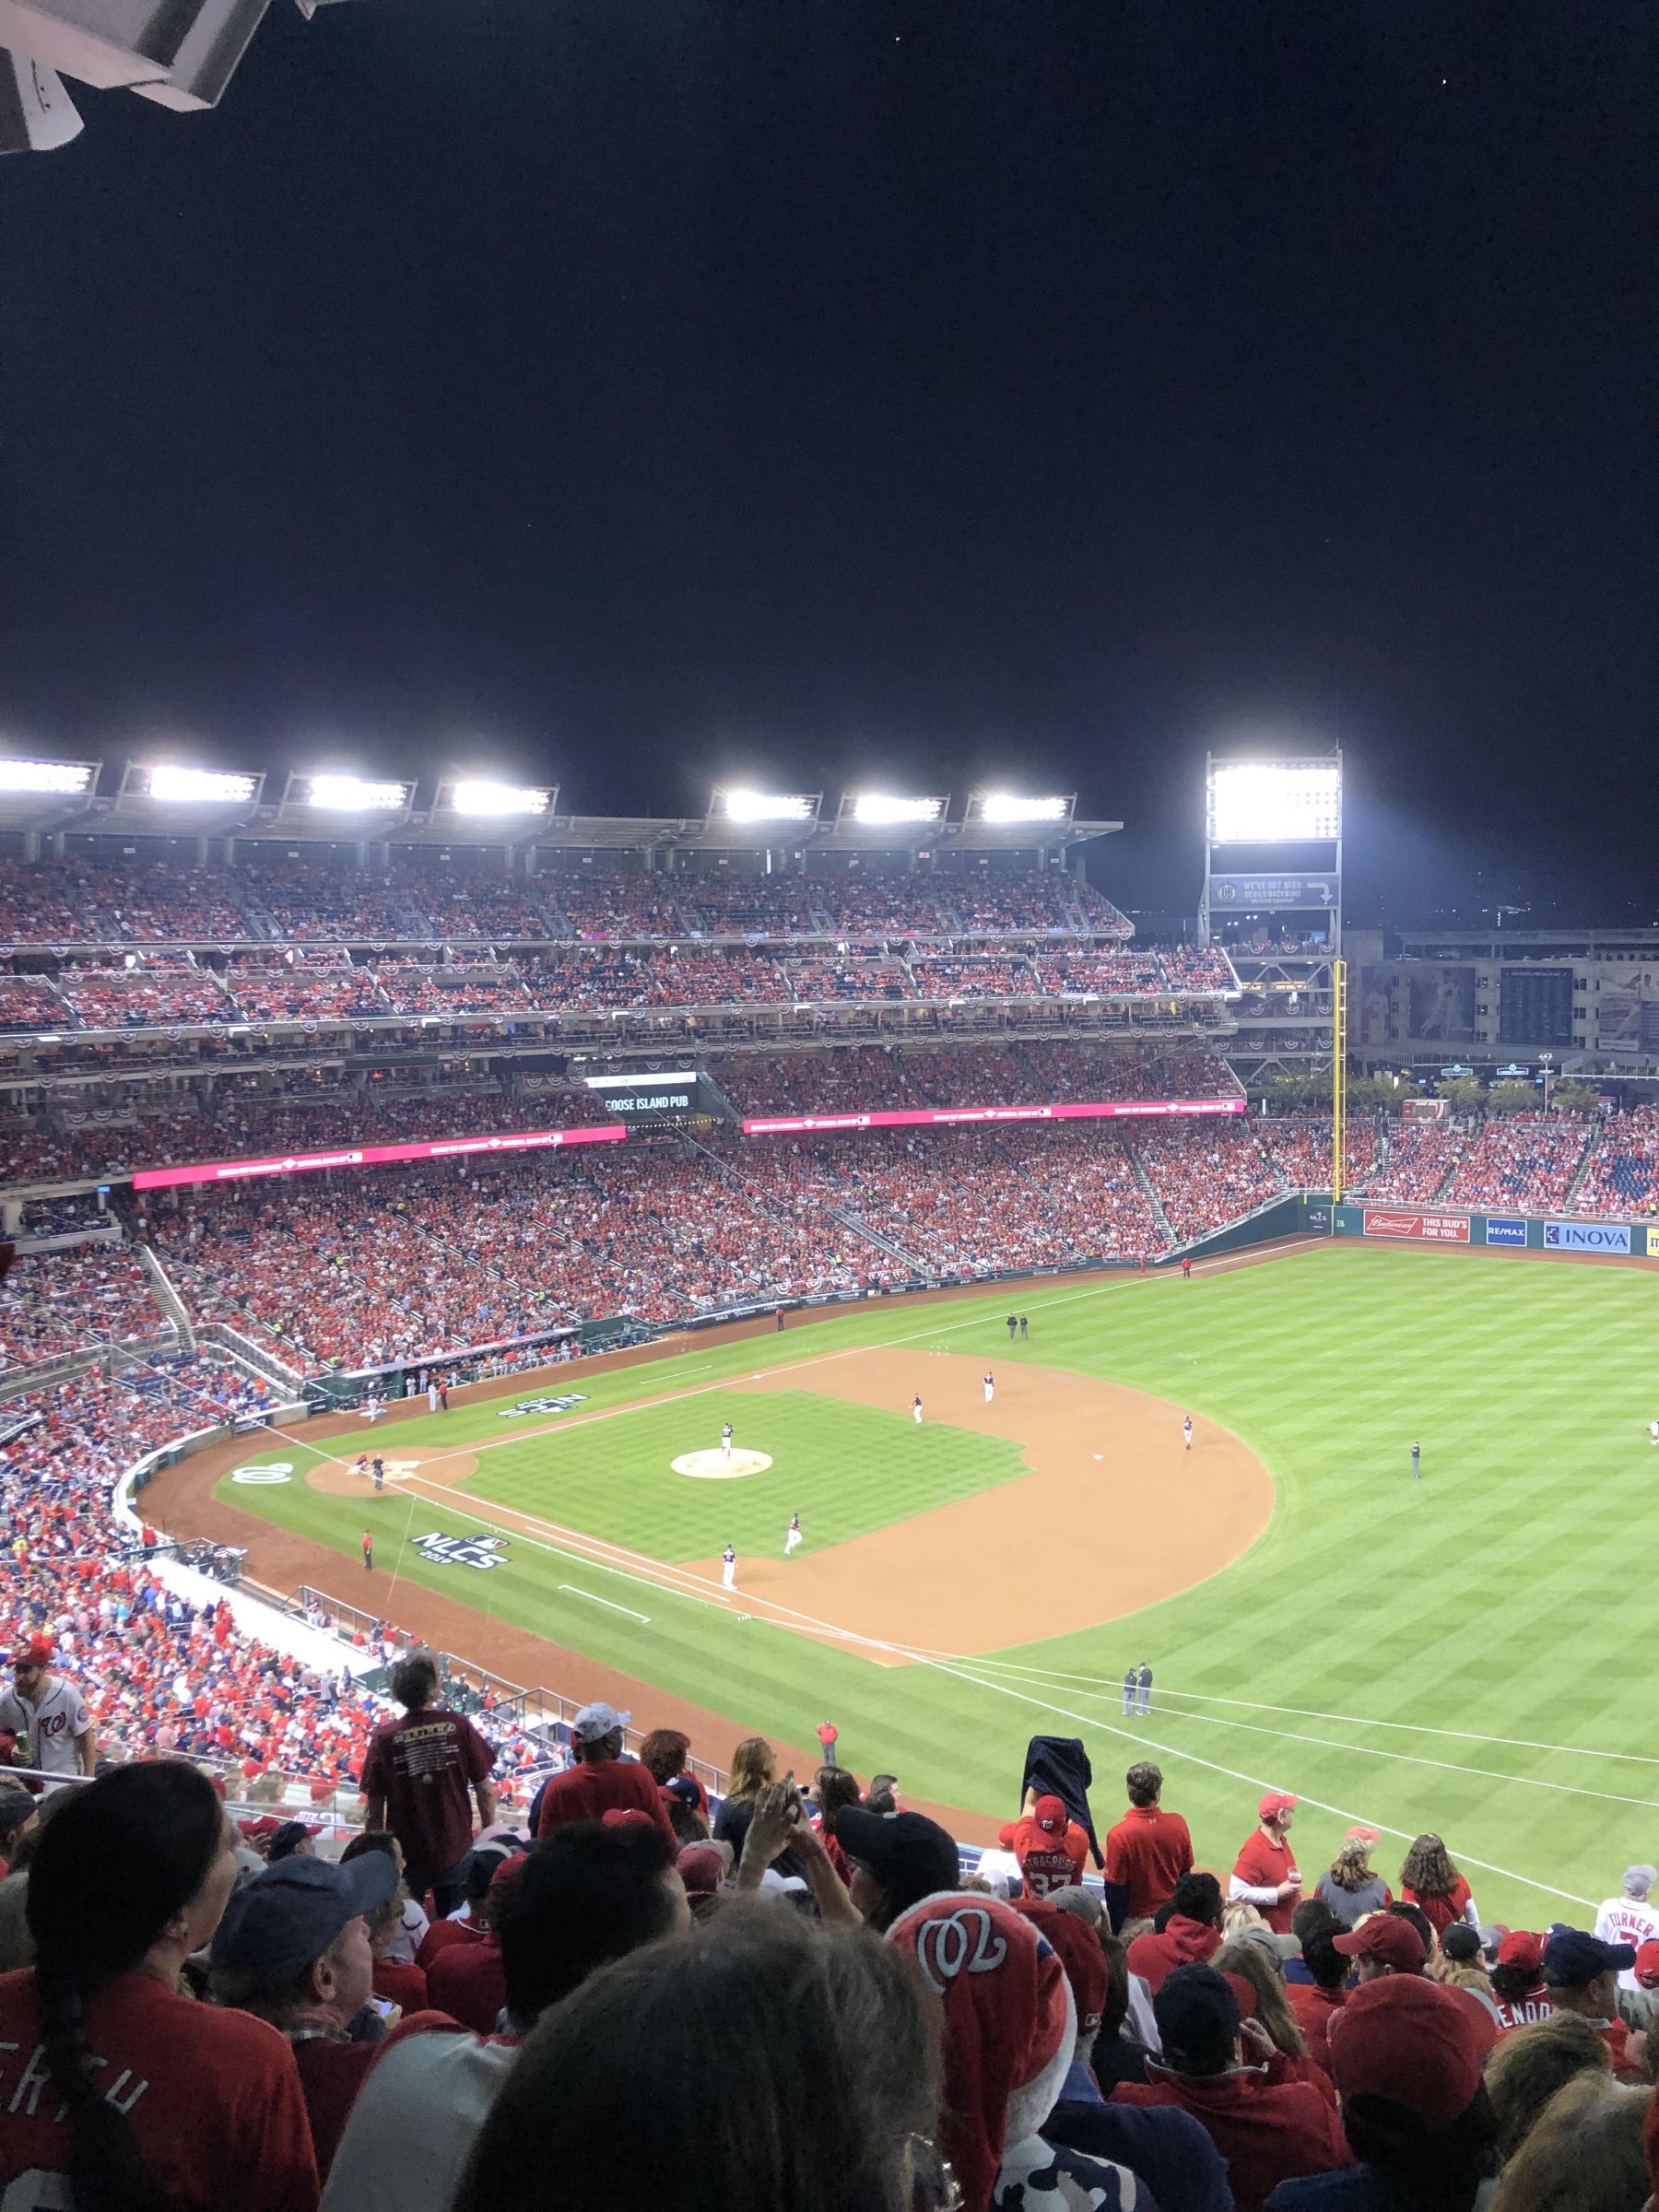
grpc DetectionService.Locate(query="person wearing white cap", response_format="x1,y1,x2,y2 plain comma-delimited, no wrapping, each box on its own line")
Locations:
534,1702,677,1842
1594,1863,1659,1993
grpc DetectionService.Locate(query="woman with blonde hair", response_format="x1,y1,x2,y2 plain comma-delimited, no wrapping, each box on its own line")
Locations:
1488,2074,1649,2212
1315,1827,1391,1928
1215,1934,1335,2104
712,1738,805,1876
1400,1832,1478,1934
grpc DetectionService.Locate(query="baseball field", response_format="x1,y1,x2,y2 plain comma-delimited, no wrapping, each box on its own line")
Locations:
150,1239,1659,1928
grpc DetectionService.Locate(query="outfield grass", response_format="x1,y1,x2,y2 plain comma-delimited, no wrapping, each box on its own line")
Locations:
218,1245,1659,1926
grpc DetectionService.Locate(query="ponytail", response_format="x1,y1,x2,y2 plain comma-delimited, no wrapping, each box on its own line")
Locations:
33,1955,171,2212
25,1763,226,2212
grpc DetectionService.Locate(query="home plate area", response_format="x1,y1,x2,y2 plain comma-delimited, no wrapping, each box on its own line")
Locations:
672,1448,773,1480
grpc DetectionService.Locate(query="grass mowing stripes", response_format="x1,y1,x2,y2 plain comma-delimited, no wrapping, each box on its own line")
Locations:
218,1243,1659,1924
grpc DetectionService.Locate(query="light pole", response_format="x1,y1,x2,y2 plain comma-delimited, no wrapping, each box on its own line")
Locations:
1539,1051,1554,1114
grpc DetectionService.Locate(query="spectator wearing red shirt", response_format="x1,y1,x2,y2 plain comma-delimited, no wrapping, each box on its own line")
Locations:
209,1847,409,2182
0,1761,320,2212
1126,1870,1227,1993
1488,1929,1553,2034
1231,1792,1302,1935
1113,1962,1350,2211
360,1653,498,1916
1012,1788,1090,1899
1267,1975,1500,2212
535,1702,676,1841
1399,1832,1478,1935
816,1719,840,1767
1104,1761,1194,1922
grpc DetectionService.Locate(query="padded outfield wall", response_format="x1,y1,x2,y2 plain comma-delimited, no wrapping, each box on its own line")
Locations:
1182,1196,1658,1261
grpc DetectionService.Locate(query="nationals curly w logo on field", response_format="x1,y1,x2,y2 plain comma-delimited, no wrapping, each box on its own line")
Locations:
498,1394,588,1418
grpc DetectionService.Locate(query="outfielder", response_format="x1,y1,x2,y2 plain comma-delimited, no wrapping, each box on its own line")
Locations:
983,1371,995,1404
784,1512,802,1557
912,1394,924,1424
721,1543,737,1590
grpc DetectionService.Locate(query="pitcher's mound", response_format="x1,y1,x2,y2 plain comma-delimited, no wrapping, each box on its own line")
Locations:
673,1448,773,1481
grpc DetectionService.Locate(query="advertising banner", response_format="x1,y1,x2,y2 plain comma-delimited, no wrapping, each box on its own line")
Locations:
1483,1217,1528,1247
1208,875,1338,910
1361,1208,1472,1243
743,1096,1246,1137
1543,1219,1632,1254
134,1122,627,1192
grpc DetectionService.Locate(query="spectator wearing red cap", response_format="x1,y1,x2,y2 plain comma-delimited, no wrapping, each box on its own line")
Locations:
535,1703,675,1843
360,1653,497,1918
1333,1912,1429,1982
1126,1870,1227,1992
890,1891,1153,2212
1104,1762,1194,1923
1030,1899,1232,2212
1014,1787,1090,1900
0,1638,95,1787
1113,1961,1350,2210
1397,1833,1478,1936
1489,1930,1552,2033
1231,1794,1301,1936
1264,1975,1499,2212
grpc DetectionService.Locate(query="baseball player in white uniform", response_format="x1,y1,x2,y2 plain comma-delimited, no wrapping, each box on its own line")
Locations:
912,1394,924,1424
784,1512,802,1557
0,1640,95,1790
721,1422,734,1461
1182,1416,1193,1452
1649,1419,1659,1447
722,1544,737,1589
983,1371,995,1404
428,1381,440,1413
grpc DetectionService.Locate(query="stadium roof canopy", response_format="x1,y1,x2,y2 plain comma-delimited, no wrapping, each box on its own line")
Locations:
2,760,1123,854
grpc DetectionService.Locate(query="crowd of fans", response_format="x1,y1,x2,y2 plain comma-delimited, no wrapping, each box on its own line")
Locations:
56,967,237,1029
0,1245,171,1371
1135,1124,1286,1241
1,1688,1655,2212
1573,1108,1659,1218
1444,1114,1594,1213
0,854,1138,949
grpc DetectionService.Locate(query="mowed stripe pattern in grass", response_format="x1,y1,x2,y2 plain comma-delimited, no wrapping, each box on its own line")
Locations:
218,1246,1659,1923
470,1392,1028,1561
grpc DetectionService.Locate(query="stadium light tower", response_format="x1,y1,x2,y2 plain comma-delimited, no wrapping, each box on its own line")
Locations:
1198,750,1343,1091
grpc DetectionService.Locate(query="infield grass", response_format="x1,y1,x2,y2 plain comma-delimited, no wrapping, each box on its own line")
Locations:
218,1243,1659,1926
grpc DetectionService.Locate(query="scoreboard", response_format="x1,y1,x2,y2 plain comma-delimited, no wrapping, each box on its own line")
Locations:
581,1069,723,1125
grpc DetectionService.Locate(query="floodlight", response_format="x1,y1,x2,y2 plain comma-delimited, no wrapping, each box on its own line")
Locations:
0,758,95,795
712,789,818,824
446,779,554,818
849,793,946,826
303,773,412,812
145,764,260,804
1208,761,1341,844
972,793,1072,824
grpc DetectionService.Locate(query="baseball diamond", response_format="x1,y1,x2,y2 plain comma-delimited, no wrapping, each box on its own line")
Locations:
142,1236,1659,1928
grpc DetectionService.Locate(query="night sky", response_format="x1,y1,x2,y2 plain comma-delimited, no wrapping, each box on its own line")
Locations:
1,2,1654,922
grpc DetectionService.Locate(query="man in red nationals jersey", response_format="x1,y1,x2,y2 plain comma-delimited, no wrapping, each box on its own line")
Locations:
360,1652,497,1915
1230,1791,1301,1936
1012,1788,1090,1899
0,1762,319,2212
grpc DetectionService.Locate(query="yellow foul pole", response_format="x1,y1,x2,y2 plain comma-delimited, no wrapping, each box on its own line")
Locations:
1331,958,1348,1206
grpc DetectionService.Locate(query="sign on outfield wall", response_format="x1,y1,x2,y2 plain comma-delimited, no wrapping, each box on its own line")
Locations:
743,1097,1246,1136
1361,1208,1471,1243
1483,1217,1528,1247
1544,1219,1632,1254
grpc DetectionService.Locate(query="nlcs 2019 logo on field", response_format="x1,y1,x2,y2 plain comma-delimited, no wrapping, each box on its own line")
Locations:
411,1531,511,1571
498,1394,588,1419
